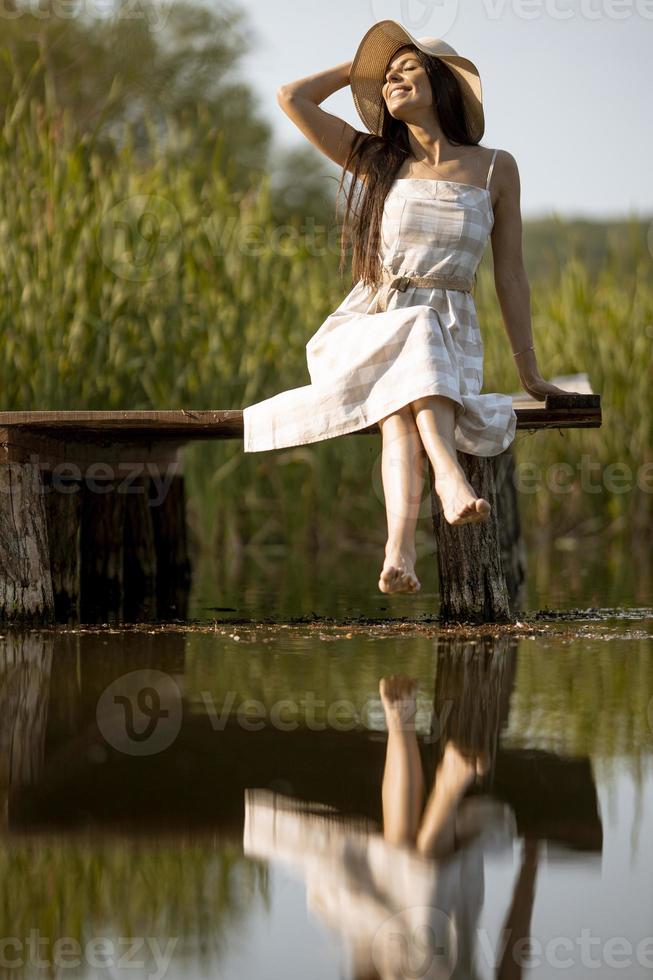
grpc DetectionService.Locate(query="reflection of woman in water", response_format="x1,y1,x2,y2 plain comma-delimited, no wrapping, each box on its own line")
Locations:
380,674,488,856
244,675,539,980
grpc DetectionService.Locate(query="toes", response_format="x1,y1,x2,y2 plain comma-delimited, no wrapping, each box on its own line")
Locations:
397,570,420,593
379,564,402,593
381,674,413,702
380,562,420,594
449,497,492,525
403,571,420,592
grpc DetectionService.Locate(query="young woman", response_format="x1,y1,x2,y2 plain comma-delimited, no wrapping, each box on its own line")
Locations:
242,20,573,595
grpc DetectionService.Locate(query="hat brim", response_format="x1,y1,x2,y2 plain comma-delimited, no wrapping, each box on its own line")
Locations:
350,20,484,142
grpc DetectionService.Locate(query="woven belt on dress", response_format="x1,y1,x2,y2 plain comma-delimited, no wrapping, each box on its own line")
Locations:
372,266,474,314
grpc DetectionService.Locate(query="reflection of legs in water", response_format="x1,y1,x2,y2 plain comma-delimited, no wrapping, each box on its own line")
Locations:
380,674,487,857
379,676,425,845
415,742,487,859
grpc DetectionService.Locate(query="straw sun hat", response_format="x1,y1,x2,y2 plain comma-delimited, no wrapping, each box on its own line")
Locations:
350,20,485,142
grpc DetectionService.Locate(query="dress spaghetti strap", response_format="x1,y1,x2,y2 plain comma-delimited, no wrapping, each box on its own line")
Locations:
485,149,499,190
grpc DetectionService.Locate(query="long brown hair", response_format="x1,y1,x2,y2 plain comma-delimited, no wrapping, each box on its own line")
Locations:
336,46,481,290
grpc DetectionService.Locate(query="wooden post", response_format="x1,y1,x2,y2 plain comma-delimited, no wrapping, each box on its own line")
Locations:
429,452,512,623
149,473,192,619
0,463,54,625
79,480,126,623
123,477,158,621
43,471,82,622
493,448,527,614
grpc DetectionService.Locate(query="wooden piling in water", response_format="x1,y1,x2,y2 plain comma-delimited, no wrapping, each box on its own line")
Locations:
0,463,54,625
43,472,82,622
79,479,127,623
148,474,192,620
429,452,512,623
123,477,159,622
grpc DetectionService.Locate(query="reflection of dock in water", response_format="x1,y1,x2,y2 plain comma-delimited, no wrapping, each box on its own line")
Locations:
0,633,601,854
0,633,54,830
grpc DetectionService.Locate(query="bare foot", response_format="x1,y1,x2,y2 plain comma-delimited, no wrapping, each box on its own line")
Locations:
379,675,418,731
438,742,487,795
378,546,421,594
433,466,491,525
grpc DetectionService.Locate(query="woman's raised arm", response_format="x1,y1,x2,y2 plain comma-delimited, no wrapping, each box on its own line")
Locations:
277,61,366,172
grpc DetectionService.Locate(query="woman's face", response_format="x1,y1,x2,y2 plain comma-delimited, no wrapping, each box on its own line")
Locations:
381,46,433,122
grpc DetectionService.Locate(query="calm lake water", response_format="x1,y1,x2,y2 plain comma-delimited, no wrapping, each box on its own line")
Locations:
1,536,652,979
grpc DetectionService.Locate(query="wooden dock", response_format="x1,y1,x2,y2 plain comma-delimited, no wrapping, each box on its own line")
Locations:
0,382,601,626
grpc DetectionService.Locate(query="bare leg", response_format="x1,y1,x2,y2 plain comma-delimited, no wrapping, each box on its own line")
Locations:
377,405,426,594
415,741,487,859
410,394,491,526
379,676,425,846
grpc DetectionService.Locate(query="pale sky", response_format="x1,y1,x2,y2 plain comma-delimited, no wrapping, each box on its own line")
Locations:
237,0,653,219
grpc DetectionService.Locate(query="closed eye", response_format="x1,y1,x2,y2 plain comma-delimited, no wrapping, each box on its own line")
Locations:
385,64,418,82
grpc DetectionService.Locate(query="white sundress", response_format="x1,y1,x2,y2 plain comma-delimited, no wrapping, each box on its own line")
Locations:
243,788,517,980
242,148,517,457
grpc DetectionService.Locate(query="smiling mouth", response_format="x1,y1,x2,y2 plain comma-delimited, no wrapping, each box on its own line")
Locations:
389,88,411,100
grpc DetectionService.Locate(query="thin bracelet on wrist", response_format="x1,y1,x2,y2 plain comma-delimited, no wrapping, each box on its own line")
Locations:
513,345,534,357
